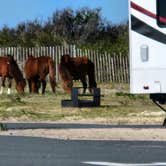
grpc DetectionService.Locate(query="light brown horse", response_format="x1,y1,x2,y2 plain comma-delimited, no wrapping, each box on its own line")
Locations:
24,55,56,94
0,55,26,94
59,54,97,93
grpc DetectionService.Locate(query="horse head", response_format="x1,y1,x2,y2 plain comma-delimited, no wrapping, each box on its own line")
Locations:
7,56,26,94
16,78,26,93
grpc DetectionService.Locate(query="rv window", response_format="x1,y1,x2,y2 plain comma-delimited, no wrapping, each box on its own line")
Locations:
157,0,166,27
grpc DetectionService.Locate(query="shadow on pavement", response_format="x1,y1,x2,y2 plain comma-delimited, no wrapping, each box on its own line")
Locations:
2,123,165,130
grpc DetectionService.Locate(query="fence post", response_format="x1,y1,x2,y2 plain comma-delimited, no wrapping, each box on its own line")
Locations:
73,45,76,57
0,46,129,83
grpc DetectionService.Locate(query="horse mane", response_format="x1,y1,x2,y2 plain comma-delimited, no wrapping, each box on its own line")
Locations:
7,55,25,84
59,64,73,81
60,54,71,63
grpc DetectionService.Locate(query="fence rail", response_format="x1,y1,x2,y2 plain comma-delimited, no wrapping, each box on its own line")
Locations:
0,46,129,83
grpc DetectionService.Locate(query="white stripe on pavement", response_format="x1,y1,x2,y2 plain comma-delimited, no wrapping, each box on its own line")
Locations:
82,161,166,166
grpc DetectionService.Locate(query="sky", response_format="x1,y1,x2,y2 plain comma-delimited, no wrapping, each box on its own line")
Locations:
0,0,128,28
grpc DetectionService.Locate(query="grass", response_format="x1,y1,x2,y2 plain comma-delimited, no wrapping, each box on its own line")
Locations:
0,82,165,124
0,123,7,131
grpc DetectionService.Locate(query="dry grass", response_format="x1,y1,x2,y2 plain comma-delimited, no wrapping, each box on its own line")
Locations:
0,82,165,124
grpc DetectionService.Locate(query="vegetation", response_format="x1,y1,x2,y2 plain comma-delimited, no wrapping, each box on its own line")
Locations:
0,8,128,55
0,123,7,131
0,83,165,124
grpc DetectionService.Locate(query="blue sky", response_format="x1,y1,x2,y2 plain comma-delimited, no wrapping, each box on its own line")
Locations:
0,0,128,28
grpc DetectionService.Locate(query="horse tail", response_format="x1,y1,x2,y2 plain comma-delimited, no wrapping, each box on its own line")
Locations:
48,58,56,93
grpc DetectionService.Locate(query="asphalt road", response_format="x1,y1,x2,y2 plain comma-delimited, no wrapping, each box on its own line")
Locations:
0,135,166,166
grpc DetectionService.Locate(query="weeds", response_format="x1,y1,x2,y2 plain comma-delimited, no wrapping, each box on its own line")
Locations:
0,123,7,131
0,83,164,123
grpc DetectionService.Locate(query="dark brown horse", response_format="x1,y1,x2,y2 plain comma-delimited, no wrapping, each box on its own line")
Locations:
59,54,97,93
24,55,56,94
0,55,26,94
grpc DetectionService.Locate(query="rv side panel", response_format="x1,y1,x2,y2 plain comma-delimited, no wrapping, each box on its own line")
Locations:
129,0,166,94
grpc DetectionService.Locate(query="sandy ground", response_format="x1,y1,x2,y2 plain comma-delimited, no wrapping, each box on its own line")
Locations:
1,127,166,141
1,120,166,141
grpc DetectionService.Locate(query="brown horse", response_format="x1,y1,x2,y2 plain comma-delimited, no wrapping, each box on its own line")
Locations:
0,55,26,94
59,54,97,93
24,55,56,94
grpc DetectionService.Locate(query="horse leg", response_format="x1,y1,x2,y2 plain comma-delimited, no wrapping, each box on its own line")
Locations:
31,80,36,93
88,74,97,93
29,79,40,94
27,79,32,93
41,79,46,94
80,76,87,94
50,78,56,93
0,77,6,94
7,78,12,95
35,79,41,94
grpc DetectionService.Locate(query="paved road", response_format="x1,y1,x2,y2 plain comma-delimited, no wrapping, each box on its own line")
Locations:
0,135,166,166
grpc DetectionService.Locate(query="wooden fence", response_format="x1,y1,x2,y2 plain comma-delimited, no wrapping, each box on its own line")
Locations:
0,46,129,83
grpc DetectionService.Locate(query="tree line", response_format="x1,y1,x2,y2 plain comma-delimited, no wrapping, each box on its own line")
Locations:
0,8,128,55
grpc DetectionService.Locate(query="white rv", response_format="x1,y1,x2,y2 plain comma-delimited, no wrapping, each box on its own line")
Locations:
129,0,166,104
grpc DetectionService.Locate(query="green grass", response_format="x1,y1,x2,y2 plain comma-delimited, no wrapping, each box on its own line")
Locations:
0,123,7,131
0,82,165,124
